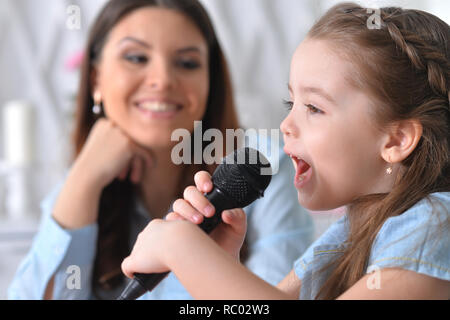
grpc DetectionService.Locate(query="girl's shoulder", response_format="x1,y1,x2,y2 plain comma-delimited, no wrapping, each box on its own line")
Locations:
375,191,449,238
368,192,450,281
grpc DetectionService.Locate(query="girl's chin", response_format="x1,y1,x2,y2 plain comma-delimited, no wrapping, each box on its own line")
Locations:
296,191,341,212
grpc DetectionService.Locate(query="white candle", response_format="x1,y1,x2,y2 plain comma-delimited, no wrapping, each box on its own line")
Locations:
2,100,34,167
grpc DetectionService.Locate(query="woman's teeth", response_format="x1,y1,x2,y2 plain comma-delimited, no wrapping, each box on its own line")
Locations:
139,102,178,112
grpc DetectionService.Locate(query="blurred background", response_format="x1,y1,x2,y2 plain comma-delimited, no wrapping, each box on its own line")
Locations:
0,0,448,298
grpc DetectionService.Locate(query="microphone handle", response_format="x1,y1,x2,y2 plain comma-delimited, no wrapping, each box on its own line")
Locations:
117,187,236,300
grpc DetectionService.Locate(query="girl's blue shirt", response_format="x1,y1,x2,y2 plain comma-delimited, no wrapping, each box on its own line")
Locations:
294,192,450,299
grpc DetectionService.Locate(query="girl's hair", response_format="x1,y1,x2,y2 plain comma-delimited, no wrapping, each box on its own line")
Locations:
307,3,449,299
72,0,240,296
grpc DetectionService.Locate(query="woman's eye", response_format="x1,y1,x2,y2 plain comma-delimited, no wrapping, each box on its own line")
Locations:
177,59,201,70
305,104,323,114
283,99,294,111
124,54,148,64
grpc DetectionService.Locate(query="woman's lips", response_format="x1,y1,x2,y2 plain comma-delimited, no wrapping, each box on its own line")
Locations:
134,101,182,119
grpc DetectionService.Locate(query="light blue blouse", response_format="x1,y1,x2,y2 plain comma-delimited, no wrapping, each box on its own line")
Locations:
8,141,315,300
294,192,450,300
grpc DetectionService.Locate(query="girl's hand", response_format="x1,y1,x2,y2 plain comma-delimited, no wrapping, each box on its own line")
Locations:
121,219,173,278
73,118,153,190
165,171,247,261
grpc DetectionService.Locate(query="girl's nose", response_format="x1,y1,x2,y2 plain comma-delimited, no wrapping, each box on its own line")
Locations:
280,110,298,138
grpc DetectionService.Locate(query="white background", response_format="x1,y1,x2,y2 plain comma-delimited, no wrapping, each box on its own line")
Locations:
0,0,448,299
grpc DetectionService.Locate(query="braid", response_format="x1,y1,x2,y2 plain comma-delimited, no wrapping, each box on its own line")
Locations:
336,5,449,108
382,16,449,106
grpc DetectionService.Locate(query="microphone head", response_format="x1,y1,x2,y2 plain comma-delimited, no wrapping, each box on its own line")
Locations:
212,147,272,208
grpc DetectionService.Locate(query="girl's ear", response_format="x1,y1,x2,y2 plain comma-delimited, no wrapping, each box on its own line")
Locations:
381,119,423,164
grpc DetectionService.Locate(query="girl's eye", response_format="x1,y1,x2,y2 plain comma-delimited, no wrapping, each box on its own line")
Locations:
176,59,201,70
305,104,323,114
124,54,148,64
283,99,294,111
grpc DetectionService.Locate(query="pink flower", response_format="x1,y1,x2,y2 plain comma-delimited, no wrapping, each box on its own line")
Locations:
65,50,85,72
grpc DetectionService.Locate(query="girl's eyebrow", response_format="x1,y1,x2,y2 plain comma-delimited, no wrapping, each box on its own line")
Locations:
288,83,337,105
301,86,337,105
288,83,293,95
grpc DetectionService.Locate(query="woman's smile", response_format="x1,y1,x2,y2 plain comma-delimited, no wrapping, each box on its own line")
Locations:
134,98,183,120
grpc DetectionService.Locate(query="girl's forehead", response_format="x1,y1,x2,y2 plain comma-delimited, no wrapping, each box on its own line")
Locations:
289,39,356,93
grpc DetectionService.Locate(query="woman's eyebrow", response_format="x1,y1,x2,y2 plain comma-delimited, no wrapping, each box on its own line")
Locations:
118,36,151,48
176,46,206,56
117,38,205,56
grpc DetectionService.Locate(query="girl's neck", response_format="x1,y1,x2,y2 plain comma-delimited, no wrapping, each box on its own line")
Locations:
138,148,184,219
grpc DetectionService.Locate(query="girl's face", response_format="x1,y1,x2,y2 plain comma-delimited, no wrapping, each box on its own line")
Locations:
93,7,209,150
281,39,390,211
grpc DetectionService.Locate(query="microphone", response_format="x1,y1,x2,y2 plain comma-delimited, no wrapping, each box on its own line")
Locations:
117,147,272,300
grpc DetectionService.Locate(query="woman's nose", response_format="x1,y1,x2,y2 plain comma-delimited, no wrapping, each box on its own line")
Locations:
145,59,173,91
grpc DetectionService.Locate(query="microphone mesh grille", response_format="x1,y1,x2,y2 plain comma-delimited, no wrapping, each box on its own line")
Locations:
212,148,272,207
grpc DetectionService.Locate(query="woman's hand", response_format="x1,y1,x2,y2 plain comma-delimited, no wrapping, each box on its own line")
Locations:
166,171,247,261
73,118,153,190
52,118,153,229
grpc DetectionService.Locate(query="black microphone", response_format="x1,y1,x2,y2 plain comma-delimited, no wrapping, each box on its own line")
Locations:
117,147,272,300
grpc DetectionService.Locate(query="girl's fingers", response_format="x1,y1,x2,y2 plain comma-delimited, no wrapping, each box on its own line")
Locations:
172,199,204,224
222,209,247,234
121,256,134,279
165,211,185,221
183,186,215,218
194,171,213,193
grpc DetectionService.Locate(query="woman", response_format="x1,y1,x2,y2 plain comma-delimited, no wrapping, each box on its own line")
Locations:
8,0,313,300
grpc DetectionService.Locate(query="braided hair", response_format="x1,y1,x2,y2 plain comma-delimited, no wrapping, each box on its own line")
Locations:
306,3,449,299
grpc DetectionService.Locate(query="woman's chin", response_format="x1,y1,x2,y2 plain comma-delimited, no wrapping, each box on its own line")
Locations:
130,132,175,149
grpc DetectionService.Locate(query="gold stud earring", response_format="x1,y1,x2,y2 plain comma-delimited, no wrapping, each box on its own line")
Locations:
386,155,393,175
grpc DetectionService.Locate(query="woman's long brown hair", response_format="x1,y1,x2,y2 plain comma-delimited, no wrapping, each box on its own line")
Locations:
72,0,240,297
306,3,449,299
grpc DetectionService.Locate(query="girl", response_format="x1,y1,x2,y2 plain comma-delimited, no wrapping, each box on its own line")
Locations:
8,0,313,299
121,3,450,299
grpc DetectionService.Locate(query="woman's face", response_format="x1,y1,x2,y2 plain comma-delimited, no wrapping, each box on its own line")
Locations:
281,39,389,211
93,7,209,150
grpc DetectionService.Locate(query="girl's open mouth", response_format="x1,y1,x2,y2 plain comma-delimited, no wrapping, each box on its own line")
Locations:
290,155,313,189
